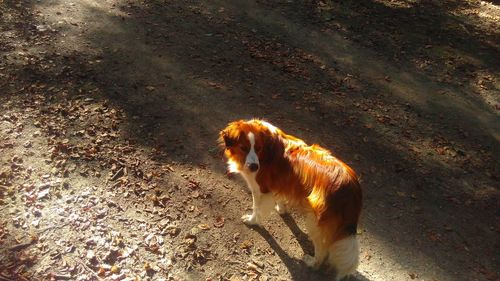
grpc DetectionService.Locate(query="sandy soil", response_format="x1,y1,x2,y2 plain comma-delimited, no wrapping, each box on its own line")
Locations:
1,0,499,280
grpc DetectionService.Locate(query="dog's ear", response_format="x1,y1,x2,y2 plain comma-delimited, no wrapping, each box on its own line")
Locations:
260,132,283,164
223,133,236,147
219,129,237,148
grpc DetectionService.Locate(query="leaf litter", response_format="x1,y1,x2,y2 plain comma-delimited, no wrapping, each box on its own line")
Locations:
0,1,499,281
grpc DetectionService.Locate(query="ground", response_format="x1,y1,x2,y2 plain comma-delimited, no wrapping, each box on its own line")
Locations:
0,0,499,280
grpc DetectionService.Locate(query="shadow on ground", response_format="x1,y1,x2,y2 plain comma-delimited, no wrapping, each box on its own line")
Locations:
1,0,498,280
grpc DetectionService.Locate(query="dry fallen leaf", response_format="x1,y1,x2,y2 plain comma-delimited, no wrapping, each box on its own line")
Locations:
183,235,197,247
37,188,50,199
240,240,253,250
213,216,225,228
97,267,106,277
198,223,210,230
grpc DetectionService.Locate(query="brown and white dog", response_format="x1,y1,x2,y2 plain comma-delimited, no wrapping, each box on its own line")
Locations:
219,119,362,280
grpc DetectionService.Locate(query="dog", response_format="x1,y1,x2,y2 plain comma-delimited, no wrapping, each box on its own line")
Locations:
219,119,362,280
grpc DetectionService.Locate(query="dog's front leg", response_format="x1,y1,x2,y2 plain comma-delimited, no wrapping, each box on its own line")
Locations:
242,174,273,225
241,173,262,225
242,190,275,225
241,190,261,225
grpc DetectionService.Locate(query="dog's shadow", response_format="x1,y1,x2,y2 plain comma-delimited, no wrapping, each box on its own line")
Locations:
250,214,370,281
280,213,314,254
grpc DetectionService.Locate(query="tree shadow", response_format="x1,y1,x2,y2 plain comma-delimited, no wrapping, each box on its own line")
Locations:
277,0,499,107
1,0,498,280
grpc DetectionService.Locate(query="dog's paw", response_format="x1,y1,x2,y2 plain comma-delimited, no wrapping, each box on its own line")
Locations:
275,201,287,215
241,214,259,225
303,254,319,269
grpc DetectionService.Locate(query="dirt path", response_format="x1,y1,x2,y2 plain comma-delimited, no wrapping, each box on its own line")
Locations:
1,1,498,280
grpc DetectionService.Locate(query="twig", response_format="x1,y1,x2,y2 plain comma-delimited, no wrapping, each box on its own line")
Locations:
8,223,70,251
111,181,122,188
71,257,101,280
50,273,72,280
9,241,34,251
222,198,231,207
150,216,171,223
39,222,71,234
110,167,124,181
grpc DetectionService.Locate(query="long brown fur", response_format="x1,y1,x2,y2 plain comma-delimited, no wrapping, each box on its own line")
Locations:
219,119,362,275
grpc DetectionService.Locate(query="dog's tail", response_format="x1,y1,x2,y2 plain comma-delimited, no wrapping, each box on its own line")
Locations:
328,235,359,281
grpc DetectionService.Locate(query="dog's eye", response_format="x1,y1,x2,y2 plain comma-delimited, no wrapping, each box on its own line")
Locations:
240,146,250,153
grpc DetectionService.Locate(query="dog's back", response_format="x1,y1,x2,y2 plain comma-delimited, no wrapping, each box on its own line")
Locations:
264,130,362,279
220,119,362,280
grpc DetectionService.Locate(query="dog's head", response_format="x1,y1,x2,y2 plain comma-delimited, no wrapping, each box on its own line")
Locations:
219,119,282,174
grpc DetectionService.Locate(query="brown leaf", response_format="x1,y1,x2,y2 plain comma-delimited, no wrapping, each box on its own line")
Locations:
188,180,200,189
213,216,225,228
240,240,253,250
97,267,106,277
183,235,197,247
198,223,210,230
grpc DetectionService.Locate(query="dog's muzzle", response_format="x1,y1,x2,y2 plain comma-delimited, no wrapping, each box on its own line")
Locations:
247,163,259,172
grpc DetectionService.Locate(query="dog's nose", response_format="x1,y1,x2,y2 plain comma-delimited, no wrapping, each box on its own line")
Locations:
247,163,259,172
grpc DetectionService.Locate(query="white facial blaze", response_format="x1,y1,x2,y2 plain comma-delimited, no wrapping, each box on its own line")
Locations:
245,132,259,171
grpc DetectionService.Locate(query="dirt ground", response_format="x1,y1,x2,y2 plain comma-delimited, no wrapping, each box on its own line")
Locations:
0,0,499,280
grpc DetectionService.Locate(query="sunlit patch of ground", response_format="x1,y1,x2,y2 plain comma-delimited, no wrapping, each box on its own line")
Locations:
1,1,498,280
